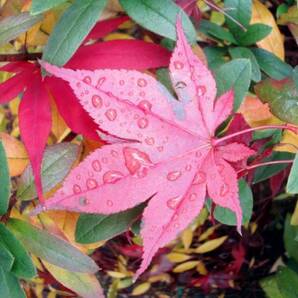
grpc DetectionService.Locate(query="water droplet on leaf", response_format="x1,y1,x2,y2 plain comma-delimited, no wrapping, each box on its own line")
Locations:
105,109,117,121
103,171,124,184
137,117,148,129
167,171,182,181
193,171,206,184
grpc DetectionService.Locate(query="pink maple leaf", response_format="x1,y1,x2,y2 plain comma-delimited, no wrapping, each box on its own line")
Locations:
34,19,256,279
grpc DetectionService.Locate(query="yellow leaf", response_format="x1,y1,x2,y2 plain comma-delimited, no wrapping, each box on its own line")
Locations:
181,228,193,250
148,273,171,283
192,44,207,65
167,252,192,263
131,282,151,296
173,260,199,273
291,201,298,225
251,0,285,60
250,222,258,234
107,271,127,279
198,225,219,242
43,261,104,298
0,132,28,176
104,33,134,41
276,131,298,153
50,98,70,142
196,260,208,275
195,236,228,253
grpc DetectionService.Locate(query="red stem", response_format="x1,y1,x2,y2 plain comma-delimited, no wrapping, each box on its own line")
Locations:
237,160,293,175
214,124,298,145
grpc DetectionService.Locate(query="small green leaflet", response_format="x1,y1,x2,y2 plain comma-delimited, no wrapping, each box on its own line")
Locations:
17,143,80,201
76,204,145,243
30,0,68,14
0,141,10,215
215,58,252,110
287,153,298,194
0,267,26,298
42,0,107,66
0,223,36,279
0,12,43,46
119,0,196,44
7,219,99,273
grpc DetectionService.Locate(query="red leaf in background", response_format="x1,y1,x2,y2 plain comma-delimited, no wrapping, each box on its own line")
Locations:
269,167,290,196
45,77,99,141
86,16,130,41
0,70,33,104
0,61,36,73
19,73,52,202
176,0,201,27
66,40,171,70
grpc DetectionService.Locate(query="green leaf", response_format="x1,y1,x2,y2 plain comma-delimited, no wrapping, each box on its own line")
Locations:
156,68,175,96
30,0,68,14
260,275,284,298
7,219,99,273
0,141,10,215
76,205,144,243
251,48,292,80
43,262,104,298
0,267,25,298
276,265,298,298
287,153,298,194
119,0,196,44
229,47,261,82
236,23,272,46
215,58,251,110
204,47,227,70
17,143,80,201
253,152,294,184
292,66,298,89
254,77,298,125
206,180,253,226
224,0,252,34
284,214,298,262
0,223,36,279
199,20,237,44
42,0,107,66
0,12,43,46
0,241,14,272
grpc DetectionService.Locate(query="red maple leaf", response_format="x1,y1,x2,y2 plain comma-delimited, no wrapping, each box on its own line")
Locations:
34,19,257,278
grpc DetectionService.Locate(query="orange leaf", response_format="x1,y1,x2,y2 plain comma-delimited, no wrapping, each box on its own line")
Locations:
251,0,285,60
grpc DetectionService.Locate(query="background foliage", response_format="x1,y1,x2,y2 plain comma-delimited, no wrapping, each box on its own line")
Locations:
0,0,297,297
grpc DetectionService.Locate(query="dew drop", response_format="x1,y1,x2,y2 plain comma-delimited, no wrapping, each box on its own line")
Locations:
92,160,101,172
189,193,197,201
174,61,184,70
91,95,103,108
105,109,117,121
79,197,89,206
111,150,118,157
134,114,139,120
167,171,182,181
196,151,202,158
145,137,155,146
139,91,145,97
166,196,181,209
96,77,106,88
220,183,229,196
138,100,152,112
103,171,124,184
197,85,206,97
157,146,164,152
86,178,97,190
83,76,91,84
123,147,152,178
101,157,108,164
185,164,192,171
76,82,81,88
217,163,225,173
73,184,82,194
137,78,147,87
193,171,206,184
137,117,148,129
76,174,81,180
119,80,125,85
106,200,113,207
174,222,180,228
